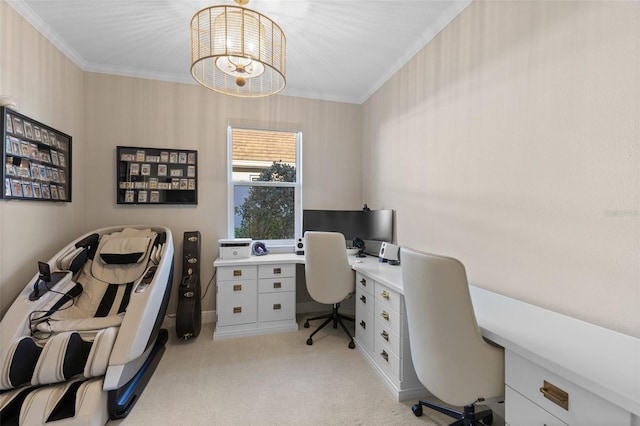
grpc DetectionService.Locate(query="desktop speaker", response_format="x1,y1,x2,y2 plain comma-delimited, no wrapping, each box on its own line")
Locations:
379,242,400,264
295,238,304,255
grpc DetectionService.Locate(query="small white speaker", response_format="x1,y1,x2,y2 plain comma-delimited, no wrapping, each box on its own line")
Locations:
295,238,305,255
379,242,399,263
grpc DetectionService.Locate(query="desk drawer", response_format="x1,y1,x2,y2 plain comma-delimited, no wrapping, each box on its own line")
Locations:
374,302,401,337
355,273,373,296
356,286,373,313
258,264,295,279
375,318,400,358
506,386,567,426
258,291,295,322
355,300,374,353
218,279,257,297
374,338,400,381
217,284,257,326
258,277,295,293
505,351,630,425
218,265,257,281
375,283,401,313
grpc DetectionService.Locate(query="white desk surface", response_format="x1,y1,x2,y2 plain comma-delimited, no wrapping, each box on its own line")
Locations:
470,286,640,417
213,252,640,416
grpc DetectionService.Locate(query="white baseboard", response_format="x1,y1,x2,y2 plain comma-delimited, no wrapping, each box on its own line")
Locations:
162,303,355,329
162,310,215,328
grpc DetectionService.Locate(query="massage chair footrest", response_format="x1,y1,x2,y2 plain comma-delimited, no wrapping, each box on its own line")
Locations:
107,328,168,419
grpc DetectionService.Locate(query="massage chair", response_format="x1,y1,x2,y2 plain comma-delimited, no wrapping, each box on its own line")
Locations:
0,225,174,425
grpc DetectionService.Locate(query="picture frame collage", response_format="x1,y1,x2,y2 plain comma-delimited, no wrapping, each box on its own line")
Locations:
116,145,197,205
2,107,72,202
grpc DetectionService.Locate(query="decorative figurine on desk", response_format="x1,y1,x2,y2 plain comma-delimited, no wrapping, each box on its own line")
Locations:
252,241,269,256
352,237,366,258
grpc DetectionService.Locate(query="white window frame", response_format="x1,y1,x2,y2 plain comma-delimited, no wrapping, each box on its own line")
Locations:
227,126,302,249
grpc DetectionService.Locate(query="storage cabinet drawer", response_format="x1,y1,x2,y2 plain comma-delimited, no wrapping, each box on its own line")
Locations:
374,338,400,381
258,277,295,293
218,265,257,281
375,283,401,313
356,286,372,313
355,273,373,295
258,264,295,279
355,302,374,353
374,302,401,336
505,351,630,425
218,279,257,297
375,318,400,358
258,292,295,322
217,291,257,326
506,386,567,426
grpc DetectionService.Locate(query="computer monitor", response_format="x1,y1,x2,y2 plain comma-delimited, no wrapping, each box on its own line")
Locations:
302,209,393,243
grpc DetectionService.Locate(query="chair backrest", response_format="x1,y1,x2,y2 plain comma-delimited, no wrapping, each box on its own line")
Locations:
401,247,504,407
304,231,355,304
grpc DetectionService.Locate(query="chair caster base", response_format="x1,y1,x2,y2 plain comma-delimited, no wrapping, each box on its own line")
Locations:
348,341,355,349
306,338,313,345
303,321,310,328
412,404,423,417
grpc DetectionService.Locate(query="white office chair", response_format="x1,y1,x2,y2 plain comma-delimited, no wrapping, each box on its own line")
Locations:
401,247,504,425
303,231,356,349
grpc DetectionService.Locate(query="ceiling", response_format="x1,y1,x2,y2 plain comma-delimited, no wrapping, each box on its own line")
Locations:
6,0,472,104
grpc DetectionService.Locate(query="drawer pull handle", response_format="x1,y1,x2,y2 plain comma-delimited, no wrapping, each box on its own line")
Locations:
273,304,281,310
233,284,242,291
233,270,242,277
360,295,366,304
540,380,569,411
381,330,389,341
233,307,242,314
380,350,389,362
381,311,390,321
381,290,389,300
273,267,281,274
273,282,282,289
360,278,367,287
359,320,366,330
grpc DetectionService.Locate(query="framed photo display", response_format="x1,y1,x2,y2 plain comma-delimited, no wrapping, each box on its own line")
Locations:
2,107,72,202
117,145,197,205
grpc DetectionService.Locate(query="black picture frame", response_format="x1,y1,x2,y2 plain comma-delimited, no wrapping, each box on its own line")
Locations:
116,145,197,205
1,107,72,202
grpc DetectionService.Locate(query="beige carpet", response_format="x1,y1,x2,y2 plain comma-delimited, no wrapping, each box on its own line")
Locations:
109,316,467,426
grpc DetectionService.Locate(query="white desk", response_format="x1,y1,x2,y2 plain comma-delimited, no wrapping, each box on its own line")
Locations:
213,254,640,424
471,286,640,425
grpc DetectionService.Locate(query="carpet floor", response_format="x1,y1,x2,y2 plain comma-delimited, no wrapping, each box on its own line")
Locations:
109,315,494,426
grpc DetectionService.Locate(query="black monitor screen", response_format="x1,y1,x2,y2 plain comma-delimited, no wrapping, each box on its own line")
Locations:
303,209,393,243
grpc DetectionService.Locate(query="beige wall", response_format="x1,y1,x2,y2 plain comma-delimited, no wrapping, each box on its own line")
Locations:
82,73,363,313
363,0,639,337
0,2,85,316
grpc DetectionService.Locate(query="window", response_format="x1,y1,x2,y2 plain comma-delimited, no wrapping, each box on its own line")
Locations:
228,127,301,246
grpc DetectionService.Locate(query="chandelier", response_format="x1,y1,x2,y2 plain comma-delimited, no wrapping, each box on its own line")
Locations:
190,0,286,97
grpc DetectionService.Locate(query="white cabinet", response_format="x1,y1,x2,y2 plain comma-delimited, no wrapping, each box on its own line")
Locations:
354,272,425,401
214,263,298,340
216,266,257,327
505,351,631,425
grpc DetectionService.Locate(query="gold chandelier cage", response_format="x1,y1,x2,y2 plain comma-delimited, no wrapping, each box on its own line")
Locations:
190,4,286,97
